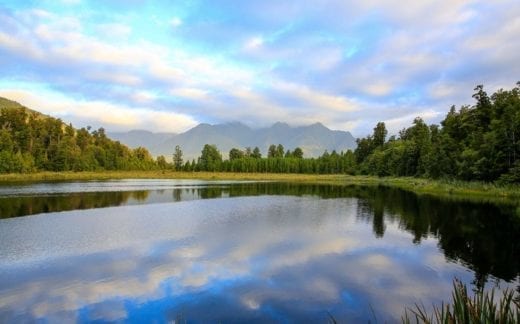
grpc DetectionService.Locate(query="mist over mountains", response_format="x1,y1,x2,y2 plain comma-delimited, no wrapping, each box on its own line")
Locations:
109,122,356,160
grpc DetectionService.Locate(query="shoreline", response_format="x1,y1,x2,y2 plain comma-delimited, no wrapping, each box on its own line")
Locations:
1,171,519,203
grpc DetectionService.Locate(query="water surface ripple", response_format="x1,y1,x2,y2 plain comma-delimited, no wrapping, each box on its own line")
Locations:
0,181,518,323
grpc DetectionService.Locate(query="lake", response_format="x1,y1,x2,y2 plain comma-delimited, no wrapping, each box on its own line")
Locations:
0,180,518,323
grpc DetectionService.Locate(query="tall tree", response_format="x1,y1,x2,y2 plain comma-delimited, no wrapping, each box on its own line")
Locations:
276,144,285,158
229,148,244,160
292,147,304,159
372,122,387,148
173,145,183,170
267,144,277,158
252,147,262,159
198,144,222,171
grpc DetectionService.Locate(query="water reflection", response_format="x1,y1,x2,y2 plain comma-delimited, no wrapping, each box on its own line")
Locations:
349,186,520,285
0,181,518,322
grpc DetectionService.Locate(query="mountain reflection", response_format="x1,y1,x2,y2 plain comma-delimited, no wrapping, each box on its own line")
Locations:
1,182,519,284
0,181,518,322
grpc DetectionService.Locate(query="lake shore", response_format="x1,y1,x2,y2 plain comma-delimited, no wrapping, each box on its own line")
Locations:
1,171,519,203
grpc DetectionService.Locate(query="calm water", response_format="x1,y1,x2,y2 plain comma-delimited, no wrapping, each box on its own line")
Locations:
0,180,518,323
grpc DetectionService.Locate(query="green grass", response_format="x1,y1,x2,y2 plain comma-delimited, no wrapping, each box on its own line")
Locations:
377,177,520,200
0,171,354,183
403,279,519,323
0,171,519,203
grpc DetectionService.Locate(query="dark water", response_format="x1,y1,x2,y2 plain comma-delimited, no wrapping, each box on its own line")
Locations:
0,180,518,323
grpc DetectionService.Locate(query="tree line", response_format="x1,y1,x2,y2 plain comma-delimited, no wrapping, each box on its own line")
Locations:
172,83,519,183
353,83,520,183
172,143,356,174
0,101,159,172
1,83,518,183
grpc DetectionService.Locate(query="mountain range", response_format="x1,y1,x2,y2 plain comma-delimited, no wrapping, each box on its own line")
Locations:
109,122,356,160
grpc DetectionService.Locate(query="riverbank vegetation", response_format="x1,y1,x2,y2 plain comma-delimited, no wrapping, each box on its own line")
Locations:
1,171,519,203
402,280,519,324
356,84,520,184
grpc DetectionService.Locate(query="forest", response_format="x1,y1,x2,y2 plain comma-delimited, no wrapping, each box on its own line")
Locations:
0,98,157,172
0,83,519,183
176,83,520,183
353,83,520,183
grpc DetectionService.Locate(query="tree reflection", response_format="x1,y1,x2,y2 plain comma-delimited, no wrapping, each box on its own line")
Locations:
353,185,520,288
1,181,518,289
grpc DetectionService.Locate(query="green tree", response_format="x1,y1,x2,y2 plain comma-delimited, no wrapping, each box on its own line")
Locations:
292,147,304,159
355,136,373,165
229,148,244,160
198,144,222,171
157,155,168,169
173,145,183,170
276,144,285,158
268,144,277,158
0,129,14,152
252,147,262,159
372,122,387,148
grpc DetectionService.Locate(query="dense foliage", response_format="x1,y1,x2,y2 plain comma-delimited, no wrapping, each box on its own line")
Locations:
176,84,519,183
0,98,160,172
175,142,357,174
1,83,518,183
354,83,520,183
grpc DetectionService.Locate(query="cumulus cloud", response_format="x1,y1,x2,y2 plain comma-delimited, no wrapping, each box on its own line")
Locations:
0,0,518,135
0,89,197,132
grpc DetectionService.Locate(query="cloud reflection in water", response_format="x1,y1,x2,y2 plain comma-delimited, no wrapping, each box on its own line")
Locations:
0,195,514,322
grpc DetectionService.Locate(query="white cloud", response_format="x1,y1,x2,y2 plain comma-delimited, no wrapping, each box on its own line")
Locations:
170,17,183,28
0,1,518,135
170,87,209,101
131,90,157,104
429,82,458,99
0,89,197,133
87,71,142,86
96,23,133,39
275,81,359,113
364,82,393,97
384,109,442,134
244,36,264,50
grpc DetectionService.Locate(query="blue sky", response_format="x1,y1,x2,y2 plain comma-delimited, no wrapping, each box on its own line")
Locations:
0,0,518,136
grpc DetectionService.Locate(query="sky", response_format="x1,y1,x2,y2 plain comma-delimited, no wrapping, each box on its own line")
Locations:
0,0,519,136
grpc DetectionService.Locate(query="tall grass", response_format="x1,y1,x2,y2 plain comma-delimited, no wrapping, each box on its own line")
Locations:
402,279,519,323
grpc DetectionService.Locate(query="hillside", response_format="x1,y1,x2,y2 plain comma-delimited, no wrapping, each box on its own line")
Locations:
0,97,158,173
0,97,47,118
109,121,356,160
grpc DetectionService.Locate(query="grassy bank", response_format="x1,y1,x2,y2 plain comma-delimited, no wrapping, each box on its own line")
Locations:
0,171,519,202
0,170,354,183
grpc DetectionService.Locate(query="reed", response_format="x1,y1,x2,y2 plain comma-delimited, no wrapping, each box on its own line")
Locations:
402,279,519,324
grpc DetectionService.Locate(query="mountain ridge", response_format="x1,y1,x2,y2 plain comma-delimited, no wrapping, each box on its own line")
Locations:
0,96,357,161
109,121,356,160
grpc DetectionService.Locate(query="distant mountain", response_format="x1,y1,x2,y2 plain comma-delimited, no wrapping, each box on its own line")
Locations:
109,122,356,160
108,130,178,154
